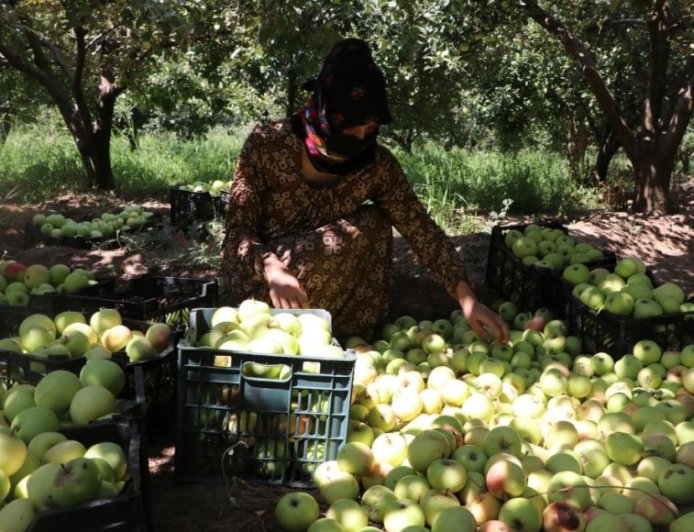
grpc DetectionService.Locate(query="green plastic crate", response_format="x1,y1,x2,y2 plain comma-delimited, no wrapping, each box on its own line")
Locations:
175,308,355,486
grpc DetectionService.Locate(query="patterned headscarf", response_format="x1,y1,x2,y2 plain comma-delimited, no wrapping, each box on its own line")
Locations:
292,38,392,175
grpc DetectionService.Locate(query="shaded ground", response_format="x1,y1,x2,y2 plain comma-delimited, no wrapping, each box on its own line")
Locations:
0,178,692,531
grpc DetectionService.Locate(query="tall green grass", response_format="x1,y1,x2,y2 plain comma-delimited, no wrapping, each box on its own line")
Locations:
0,119,603,233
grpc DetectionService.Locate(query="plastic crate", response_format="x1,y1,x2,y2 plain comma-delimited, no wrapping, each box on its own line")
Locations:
56,275,218,332
27,417,150,532
170,186,228,226
0,279,111,337
564,275,694,358
485,221,616,315
175,308,355,486
0,322,153,422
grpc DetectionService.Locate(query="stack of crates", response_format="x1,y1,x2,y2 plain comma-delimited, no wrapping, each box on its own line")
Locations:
175,308,355,486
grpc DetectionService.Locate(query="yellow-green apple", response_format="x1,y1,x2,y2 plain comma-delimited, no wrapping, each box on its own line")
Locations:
361,484,398,524
101,325,133,353
499,497,542,532
407,430,451,473
26,462,61,509
547,471,592,510
326,499,368,530
89,308,122,335
337,442,374,477
79,359,125,397
371,433,408,467
0,433,27,476
69,386,117,424
43,440,87,464
10,406,60,443
34,370,82,415
383,499,426,532
275,491,320,532
633,494,678,527
485,459,527,498
419,489,460,526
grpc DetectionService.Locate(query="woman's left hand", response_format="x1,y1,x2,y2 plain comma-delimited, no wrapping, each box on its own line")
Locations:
456,281,509,344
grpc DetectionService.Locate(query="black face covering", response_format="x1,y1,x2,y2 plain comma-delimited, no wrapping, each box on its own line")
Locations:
324,128,380,159
292,38,391,176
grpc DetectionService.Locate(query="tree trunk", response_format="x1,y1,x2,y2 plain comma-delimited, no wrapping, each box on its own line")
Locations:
632,152,673,213
593,130,620,183
0,104,11,145
565,116,589,182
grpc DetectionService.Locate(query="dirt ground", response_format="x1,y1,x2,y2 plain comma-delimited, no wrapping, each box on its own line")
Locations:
0,178,692,531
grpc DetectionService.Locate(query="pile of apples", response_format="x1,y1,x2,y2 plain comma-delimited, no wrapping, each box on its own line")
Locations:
0,309,172,364
0,261,100,307
563,257,694,318
504,224,606,268
0,365,131,530
274,304,694,532
194,299,344,364
32,205,156,242
177,180,231,197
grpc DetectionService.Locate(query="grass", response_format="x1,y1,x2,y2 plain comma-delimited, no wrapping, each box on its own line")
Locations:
0,117,604,234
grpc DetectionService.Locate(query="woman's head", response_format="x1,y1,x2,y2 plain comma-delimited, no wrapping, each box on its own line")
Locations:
296,38,391,173
307,38,391,130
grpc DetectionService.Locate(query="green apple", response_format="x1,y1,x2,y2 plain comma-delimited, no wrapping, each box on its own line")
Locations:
431,506,476,532
10,406,60,443
125,336,157,362
658,463,694,506
337,442,374,477
0,433,27,476
26,462,61,509
605,432,644,466
84,441,128,480
69,386,117,424
563,264,591,286
326,498,368,531
407,430,450,473
27,432,67,460
419,489,460,527
361,485,398,524
0,499,35,530
88,308,122,335
499,497,542,532
48,457,101,507
383,499,426,532
34,370,82,415
485,459,526,498
43,440,87,464
48,264,71,286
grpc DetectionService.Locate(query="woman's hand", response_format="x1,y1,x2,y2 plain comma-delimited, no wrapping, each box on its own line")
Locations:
456,281,509,344
264,254,309,309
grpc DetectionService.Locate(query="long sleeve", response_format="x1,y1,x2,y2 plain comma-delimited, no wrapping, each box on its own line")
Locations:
221,129,271,292
372,149,469,300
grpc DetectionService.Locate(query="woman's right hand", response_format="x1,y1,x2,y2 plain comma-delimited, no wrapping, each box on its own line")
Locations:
264,254,309,309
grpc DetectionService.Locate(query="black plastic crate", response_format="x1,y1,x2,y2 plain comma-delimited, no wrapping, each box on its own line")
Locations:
57,275,218,331
0,318,170,426
27,417,150,532
0,352,146,422
170,186,228,226
565,276,694,358
485,221,616,315
175,308,355,486
0,279,111,337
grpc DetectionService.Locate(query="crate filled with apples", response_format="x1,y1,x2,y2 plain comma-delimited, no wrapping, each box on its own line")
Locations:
0,413,148,532
170,179,232,226
25,205,158,250
0,308,173,425
175,299,355,485
562,256,694,358
485,221,616,316
270,305,694,532
55,274,218,334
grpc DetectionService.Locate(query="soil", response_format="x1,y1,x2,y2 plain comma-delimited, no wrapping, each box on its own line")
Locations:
0,178,692,531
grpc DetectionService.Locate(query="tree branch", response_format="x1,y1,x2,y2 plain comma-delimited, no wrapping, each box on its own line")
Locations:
661,54,694,157
39,36,73,81
521,0,640,161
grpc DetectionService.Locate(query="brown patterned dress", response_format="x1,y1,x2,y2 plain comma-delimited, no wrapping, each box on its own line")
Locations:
221,119,468,340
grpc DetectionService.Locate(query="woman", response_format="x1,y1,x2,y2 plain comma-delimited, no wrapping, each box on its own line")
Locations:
221,38,508,343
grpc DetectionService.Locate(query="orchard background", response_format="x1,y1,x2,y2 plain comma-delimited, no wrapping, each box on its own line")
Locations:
1,1,693,531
